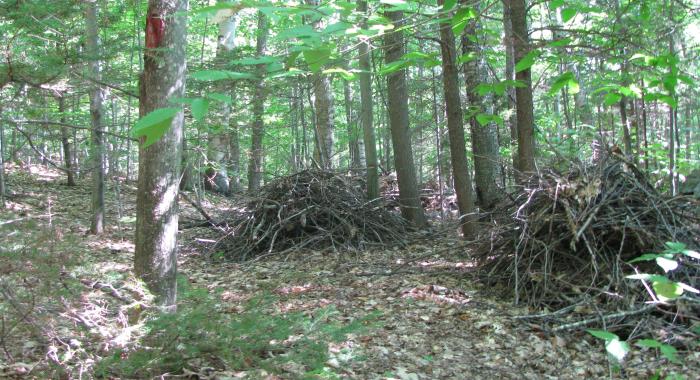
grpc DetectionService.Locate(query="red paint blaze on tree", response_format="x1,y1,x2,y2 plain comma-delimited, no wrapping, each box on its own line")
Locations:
145,15,165,49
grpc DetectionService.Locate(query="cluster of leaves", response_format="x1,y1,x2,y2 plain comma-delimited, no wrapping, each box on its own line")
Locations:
587,242,699,378
97,277,378,378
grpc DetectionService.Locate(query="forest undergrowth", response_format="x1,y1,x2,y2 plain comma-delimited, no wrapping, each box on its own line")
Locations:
1,164,698,379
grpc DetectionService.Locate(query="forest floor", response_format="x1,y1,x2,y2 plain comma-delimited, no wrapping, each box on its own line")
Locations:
0,164,698,379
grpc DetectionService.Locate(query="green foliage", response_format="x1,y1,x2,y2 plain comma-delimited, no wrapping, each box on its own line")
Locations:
97,278,378,378
131,108,181,148
588,242,697,375
627,242,700,301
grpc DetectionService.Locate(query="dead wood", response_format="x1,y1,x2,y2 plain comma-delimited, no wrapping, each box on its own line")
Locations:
476,156,700,334
213,170,410,260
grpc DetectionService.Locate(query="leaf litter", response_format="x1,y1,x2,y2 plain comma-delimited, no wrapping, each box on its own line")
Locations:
0,164,697,379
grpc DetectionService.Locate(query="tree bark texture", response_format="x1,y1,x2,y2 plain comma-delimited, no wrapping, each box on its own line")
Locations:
462,12,501,209
358,0,379,200
57,95,76,186
384,9,427,227
508,0,536,180
438,0,476,237
86,0,105,234
135,0,187,310
247,11,268,193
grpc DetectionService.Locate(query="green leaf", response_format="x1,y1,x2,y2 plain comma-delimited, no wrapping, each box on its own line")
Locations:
378,59,408,75
655,257,678,273
231,56,281,65
191,98,209,122
548,37,572,48
659,344,679,363
550,0,565,10
603,92,622,106
514,50,540,73
303,47,332,72
549,72,579,95
561,8,577,22
629,253,661,263
442,0,457,10
681,249,700,260
652,281,683,301
131,108,181,148
457,52,476,64
587,329,618,341
476,113,491,126
636,339,662,348
664,242,686,253
451,7,477,36
606,339,630,363
191,70,256,81
323,68,356,81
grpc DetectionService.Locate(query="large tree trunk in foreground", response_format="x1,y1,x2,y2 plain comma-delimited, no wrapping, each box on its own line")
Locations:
86,0,105,234
508,0,536,181
359,0,378,200
135,0,187,310
439,0,476,237
383,9,427,228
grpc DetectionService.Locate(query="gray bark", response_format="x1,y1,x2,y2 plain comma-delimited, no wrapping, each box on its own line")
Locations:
462,10,501,209
86,0,105,234
134,0,187,310
384,9,427,227
439,0,476,237
358,0,378,200
508,0,536,180
57,95,76,186
247,11,268,193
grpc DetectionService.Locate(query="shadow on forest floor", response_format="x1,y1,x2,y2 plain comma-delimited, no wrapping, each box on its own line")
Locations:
0,164,697,379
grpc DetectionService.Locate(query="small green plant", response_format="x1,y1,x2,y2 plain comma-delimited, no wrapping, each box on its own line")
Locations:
626,242,700,302
588,242,699,378
97,276,378,378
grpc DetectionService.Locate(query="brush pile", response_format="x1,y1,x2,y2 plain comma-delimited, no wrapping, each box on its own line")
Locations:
215,170,409,261
477,156,699,329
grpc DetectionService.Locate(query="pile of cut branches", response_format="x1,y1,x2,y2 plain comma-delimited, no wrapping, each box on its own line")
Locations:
214,170,409,260
477,157,699,327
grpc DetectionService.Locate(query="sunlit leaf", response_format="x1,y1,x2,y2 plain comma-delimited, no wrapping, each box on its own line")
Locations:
323,68,356,80
548,37,572,48
442,0,457,11
207,93,232,104
191,70,256,81
451,7,477,36
514,50,540,73
561,8,577,22
303,46,332,72
605,339,630,363
652,281,683,301
587,329,618,341
655,257,678,273
191,98,209,122
131,108,181,148
603,92,622,106
635,339,662,348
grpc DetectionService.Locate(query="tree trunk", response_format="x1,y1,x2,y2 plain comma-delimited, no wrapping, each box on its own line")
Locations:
134,0,187,310
307,0,334,169
462,7,501,209
57,95,76,186
228,88,241,192
358,0,378,200
439,0,476,237
503,0,518,174
384,9,427,227
86,0,105,234
0,105,5,207
343,80,362,169
247,11,268,193
508,0,536,180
